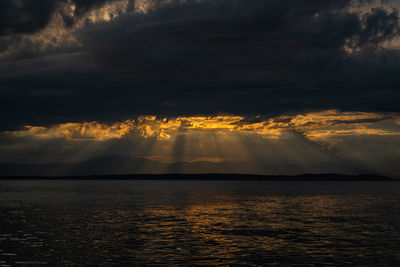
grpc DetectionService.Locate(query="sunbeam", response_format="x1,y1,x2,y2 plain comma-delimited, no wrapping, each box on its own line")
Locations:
167,133,186,174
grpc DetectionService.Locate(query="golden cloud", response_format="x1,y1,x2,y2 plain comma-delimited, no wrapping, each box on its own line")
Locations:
4,110,400,142
7,122,131,141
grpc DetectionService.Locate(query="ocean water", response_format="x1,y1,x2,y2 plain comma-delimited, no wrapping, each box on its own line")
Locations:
0,180,400,266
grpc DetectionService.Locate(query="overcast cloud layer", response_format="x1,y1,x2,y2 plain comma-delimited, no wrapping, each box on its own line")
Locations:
0,0,400,129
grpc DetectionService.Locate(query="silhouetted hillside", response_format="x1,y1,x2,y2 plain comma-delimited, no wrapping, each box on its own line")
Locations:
0,156,244,176
0,156,393,180
0,173,392,181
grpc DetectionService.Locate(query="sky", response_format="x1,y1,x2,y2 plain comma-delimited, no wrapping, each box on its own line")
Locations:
1,0,400,177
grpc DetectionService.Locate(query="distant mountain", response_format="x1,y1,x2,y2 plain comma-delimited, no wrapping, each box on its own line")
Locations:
0,173,391,181
0,156,392,180
0,155,253,176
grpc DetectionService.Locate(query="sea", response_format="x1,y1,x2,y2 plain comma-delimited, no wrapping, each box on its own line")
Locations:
0,180,399,266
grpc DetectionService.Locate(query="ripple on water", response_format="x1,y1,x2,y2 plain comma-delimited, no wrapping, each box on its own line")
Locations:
0,181,400,265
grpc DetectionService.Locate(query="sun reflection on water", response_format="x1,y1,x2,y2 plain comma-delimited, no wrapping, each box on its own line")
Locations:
1,181,399,265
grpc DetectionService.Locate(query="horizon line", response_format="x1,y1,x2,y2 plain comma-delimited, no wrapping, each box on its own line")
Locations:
0,173,394,181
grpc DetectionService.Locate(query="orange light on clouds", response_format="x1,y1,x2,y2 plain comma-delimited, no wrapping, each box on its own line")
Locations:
4,110,400,142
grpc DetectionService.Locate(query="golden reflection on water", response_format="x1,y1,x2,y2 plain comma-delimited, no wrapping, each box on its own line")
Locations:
0,182,400,265
67,195,397,265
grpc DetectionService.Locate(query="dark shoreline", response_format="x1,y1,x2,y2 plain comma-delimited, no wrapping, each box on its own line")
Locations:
0,173,393,181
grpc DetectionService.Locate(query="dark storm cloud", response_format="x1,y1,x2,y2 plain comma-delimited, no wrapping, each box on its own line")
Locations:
0,0,56,36
0,0,400,130
0,0,113,36
357,7,399,47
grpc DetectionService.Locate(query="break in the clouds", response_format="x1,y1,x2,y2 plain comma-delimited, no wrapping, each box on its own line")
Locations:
1,0,400,177
2,111,400,177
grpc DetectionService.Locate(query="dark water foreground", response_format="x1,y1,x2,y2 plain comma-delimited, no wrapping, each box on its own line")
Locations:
0,180,399,266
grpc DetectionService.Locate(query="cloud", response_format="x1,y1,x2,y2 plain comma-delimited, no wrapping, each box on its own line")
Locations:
0,0,57,36
0,0,400,130
0,0,119,37
1,110,400,177
4,111,399,142
2,1,400,177
357,7,400,47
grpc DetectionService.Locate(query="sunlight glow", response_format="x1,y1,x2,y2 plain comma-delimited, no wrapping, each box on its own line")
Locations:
4,111,400,142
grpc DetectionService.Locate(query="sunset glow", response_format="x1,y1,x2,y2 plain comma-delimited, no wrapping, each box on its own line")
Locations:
5,111,399,142
1,0,400,178
1,1,400,265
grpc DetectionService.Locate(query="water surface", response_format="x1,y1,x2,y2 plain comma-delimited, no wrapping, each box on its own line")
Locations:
0,180,400,266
